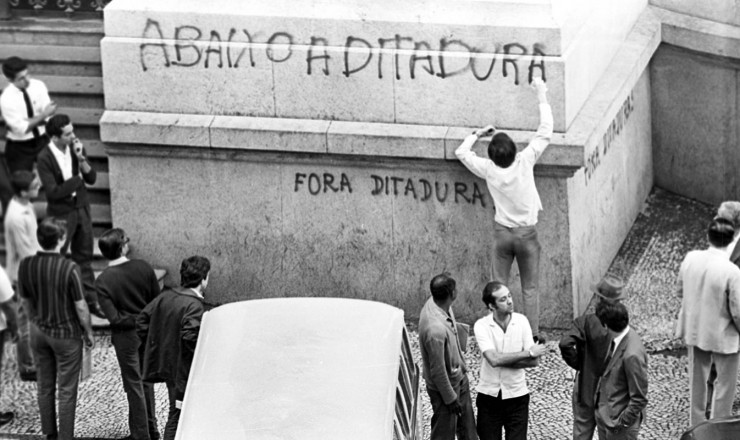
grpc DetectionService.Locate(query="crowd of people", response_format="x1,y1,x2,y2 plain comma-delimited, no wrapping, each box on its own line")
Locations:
0,56,212,440
0,47,738,440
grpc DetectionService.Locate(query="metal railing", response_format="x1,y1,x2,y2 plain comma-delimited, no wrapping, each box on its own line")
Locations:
6,0,112,17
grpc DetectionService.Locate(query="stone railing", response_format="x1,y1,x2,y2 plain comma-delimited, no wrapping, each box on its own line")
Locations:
7,0,111,16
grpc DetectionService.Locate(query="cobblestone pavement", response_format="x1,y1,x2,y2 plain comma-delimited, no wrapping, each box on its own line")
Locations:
0,188,731,440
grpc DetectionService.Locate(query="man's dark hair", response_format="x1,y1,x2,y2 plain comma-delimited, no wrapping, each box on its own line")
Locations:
181,256,211,288
430,273,456,302
2,56,27,81
487,132,517,168
708,218,735,248
595,300,629,332
46,114,71,138
10,170,35,195
98,228,127,260
37,217,66,251
482,281,507,308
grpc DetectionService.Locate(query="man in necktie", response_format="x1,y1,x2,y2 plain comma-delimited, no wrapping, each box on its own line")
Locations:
0,57,57,210
0,57,57,206
559,275,627,440
594,301,648,440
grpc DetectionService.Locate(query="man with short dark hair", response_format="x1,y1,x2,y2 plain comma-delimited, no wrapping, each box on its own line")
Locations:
96,228,161,440
18,217,94,440
559,274,626,440
36,113,100,317
137,256,211,440
0,56,56,173
594,301,648,440
474,281,547,440
676,218,740,426
454,77,552,338
4,170,41,381
418,273,477,440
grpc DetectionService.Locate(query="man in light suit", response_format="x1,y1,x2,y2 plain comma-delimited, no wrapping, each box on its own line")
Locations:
594,301,648,440
36,114,101,317
676,218,740,426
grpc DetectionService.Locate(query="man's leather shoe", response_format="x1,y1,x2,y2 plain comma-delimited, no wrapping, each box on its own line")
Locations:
0,411,15,427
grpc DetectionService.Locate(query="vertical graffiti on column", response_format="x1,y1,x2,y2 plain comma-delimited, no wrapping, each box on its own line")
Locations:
377,35,414,80
172,26,202,67
227,29,256,68
584,92,635,184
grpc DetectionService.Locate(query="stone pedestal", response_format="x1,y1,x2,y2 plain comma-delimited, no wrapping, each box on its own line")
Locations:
100,0,658,325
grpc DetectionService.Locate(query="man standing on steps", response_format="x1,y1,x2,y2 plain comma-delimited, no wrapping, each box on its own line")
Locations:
97,228,161,440
4,170,42,382
36,114,101,317
454,77,552,340
0,56,57,210
0,57,56,172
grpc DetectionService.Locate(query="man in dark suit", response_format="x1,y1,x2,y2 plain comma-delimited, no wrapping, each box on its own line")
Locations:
36,114,100,316
559,274,626,440
594,301,648,440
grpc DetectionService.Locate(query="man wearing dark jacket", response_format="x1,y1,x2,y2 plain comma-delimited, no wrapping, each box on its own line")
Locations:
36,114,100,316
137,256,210,440
97,228,161,440
559,275,626,440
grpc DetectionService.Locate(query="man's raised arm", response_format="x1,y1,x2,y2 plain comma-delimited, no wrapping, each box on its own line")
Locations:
526,77,553,161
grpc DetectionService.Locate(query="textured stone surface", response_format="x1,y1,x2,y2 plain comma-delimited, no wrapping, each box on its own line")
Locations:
568,69,654,314
210,116,329,153
651,43,740,206
106,149,575,327
100,0,651,131
99,111,213,147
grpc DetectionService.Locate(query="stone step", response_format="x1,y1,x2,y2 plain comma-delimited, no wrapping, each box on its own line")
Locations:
0,44,101,64
56,106,103,127
38,75,103,95
0,17,103,47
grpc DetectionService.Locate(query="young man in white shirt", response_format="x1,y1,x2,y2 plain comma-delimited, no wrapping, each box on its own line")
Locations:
0,57,56,172
4,170,42,381
474,281,548,440
456,78,552,339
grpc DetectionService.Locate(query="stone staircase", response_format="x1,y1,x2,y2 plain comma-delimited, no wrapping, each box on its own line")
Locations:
0,16,108,270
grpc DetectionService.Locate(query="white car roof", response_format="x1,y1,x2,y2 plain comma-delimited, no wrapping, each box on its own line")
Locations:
176,297,406,440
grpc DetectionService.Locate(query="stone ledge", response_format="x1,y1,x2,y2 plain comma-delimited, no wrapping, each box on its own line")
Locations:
653,5,740,60
100,111,213,147
100,109,584,171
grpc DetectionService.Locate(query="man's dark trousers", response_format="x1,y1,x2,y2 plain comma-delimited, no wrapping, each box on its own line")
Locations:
426,375,477,440
163,379,181,440
476,391,529,440
30,323,82,440
60,205,96,308
111,329,158,440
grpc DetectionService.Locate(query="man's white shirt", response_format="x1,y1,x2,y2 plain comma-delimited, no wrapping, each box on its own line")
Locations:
474,312,535,399
0,78,51,140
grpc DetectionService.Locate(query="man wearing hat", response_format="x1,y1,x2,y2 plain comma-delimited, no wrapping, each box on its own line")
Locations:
559,274,626,440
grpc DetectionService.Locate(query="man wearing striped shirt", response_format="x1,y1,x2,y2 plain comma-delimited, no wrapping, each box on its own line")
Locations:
17,217,94,440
